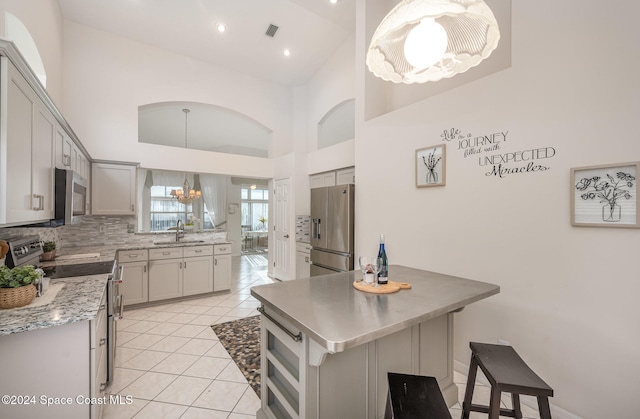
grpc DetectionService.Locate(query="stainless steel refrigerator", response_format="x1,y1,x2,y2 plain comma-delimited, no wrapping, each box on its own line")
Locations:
310,184,354,276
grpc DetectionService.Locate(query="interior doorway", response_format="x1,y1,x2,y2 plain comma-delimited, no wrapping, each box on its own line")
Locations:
240,185,269,255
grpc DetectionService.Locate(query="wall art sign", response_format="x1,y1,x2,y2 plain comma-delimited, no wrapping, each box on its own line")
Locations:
440,128,557,178
416,144,445,188
571,162,639,228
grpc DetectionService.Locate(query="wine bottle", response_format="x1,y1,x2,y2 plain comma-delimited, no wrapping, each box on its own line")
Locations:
377,234,388,284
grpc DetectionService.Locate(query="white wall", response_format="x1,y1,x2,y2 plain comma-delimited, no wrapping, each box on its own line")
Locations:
355,1,640,418
292,34,357,217
0,0,63,105
304,33,356,156
61,21,294,178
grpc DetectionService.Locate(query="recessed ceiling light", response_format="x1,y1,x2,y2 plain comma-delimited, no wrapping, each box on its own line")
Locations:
216,23,227,33
283,49,291,57
330,0,338,4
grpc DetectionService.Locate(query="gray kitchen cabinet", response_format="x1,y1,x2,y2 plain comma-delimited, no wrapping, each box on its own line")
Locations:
183,246,214,296
213,244,231,291
148,247,183,301
183,256,214,296
336,167,355,185
55,122,74,169
309,171,336,189
295,242,311,279
118,249,149,306
32,101,56,220
0,285,108,419
90,287,108,419
91,162,137,215
148,245,215,301
0,56,55,225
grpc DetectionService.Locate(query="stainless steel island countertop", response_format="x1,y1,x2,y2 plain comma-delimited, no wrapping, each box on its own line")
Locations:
251,265,500,353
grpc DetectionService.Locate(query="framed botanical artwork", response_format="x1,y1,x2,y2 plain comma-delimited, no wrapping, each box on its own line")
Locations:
416,144,446,188
571,162,639,228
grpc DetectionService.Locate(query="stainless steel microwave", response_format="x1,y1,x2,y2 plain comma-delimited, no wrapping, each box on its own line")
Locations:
55,168,87,225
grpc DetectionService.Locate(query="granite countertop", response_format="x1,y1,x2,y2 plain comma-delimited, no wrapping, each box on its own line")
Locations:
251,265,500,353
2,239,231,336
0,274,108,336
39,239,232,268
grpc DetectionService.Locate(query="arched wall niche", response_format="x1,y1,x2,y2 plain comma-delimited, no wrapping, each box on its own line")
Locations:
139,101,273,158
317,98,355,149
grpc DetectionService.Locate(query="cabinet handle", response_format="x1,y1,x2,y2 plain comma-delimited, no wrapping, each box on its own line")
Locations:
99,337,106,346
162,252,171,255
257,305,302,342
195,250,202,253
305,256,309,263
183,261,187,269
128,254,138,258
63,154,71,166
214,259,217,266
99,304,106,312
100,382,107,392
131,204,135,212
144,265,147,273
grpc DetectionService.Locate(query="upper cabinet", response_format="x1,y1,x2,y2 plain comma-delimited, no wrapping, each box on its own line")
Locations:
92,162,137,215
0,57,55,225
310,171,336,189
310,167,354,189
55,121,90,181
336,167,355,185
0,40,92,226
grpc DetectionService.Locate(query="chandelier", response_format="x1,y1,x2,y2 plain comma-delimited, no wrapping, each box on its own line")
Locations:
170,109,201,205
366,0,500,84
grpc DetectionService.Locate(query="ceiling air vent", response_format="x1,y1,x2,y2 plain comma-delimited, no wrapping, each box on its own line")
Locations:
265,24,279,37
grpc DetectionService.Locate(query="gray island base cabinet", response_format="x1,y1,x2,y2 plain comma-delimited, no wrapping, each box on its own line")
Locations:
251,265,500,419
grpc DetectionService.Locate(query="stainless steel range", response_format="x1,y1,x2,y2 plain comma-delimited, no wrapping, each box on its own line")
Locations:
3,235,43,268
42,259,123,385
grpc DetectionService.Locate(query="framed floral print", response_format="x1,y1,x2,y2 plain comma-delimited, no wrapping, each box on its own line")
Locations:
571,162,639,228
416,144,446,188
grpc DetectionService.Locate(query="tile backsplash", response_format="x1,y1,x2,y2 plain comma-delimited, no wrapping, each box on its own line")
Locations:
295,215,310,242
1,215,227,256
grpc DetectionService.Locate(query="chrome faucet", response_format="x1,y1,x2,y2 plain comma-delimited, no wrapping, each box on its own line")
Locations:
176,219,185,242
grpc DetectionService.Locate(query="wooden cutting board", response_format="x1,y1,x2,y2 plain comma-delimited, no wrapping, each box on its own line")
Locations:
353,280,412,294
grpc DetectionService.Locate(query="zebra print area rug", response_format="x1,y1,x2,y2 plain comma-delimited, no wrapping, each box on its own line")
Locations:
211,315,261,397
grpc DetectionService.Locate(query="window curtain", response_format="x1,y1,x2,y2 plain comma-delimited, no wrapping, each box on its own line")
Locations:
152,170,184,188
200,173,227,228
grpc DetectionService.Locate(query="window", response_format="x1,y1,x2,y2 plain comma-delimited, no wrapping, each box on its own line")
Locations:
150,185,192,231
241,188,269,231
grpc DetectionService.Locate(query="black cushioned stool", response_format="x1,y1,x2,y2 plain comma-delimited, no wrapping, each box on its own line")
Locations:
384,373,452,419
462,342,554,419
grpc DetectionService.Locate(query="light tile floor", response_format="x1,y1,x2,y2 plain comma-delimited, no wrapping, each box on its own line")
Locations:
103,255,544,419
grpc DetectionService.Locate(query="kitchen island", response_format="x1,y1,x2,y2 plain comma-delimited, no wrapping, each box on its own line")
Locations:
250,265,500,419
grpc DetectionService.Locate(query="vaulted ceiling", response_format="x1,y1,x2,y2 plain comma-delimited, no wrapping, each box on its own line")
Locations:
58,0,356,87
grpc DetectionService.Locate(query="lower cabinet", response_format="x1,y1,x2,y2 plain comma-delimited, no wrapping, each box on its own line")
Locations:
183,245,214,295
0,285,107,419
148,245,214,302
90,288,108,419
213,244,231,291
119,245,220,305
118,249,149,306
149,257,183,302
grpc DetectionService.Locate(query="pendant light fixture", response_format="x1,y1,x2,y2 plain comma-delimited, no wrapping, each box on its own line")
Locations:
170,108,202,205
366,0,500,84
